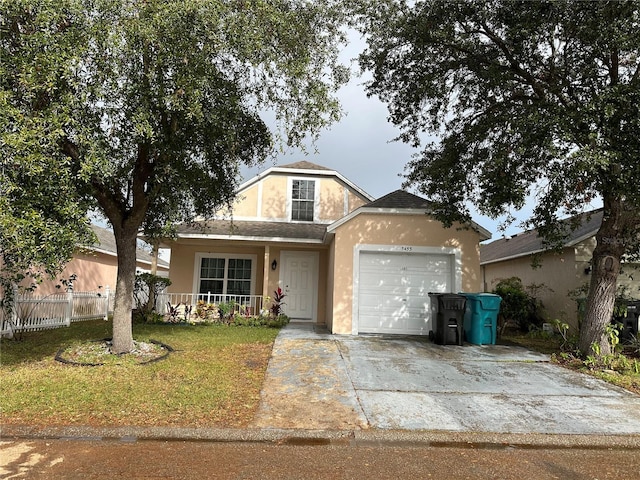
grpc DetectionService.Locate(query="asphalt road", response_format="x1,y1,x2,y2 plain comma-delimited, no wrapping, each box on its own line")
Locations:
2,438,640,479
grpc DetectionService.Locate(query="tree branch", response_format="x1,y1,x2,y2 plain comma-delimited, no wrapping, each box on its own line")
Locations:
130,143,153,228
476,20,579,113
630,61,640,85
610,48,619,85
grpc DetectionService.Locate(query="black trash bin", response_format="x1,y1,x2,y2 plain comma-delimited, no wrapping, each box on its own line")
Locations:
429,293,466,346
619,300,640,340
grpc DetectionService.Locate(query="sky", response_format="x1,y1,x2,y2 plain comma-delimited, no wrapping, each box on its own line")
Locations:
240,35,534,242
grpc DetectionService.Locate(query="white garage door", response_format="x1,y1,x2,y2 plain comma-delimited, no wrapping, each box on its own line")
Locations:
358,251,452,335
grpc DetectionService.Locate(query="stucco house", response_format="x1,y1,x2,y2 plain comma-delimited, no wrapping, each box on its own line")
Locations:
35,224,170,296
480,209,640,329
161,161,490,335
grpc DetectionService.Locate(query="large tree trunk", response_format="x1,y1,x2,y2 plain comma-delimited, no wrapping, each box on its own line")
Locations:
578,198,628,357
111,225,139,354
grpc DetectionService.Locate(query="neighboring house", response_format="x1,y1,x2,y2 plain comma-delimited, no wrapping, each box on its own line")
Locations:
480,209,640,329
34,224,170,296
161,161,490,335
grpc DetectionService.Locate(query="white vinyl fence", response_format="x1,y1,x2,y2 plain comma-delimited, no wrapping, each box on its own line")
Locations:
0,287,114,338
157,293,266,317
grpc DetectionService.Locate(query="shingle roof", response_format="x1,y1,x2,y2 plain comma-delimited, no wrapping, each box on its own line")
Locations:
364,190,434,209
480,209,603,264
87,225,169,268
175,220,327,242
277,161,332,171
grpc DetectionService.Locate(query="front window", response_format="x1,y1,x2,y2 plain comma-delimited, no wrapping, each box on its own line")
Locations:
292,179,315,221
199,258,225,294
226,258,252,295
197,255,254,296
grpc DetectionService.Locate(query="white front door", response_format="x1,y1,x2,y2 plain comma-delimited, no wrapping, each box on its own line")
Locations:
280,251,318,321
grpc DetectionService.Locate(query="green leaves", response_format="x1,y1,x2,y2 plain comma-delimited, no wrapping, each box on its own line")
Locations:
358,0,640,357
2,0,351,348
359,0,640,240
2,0,351,234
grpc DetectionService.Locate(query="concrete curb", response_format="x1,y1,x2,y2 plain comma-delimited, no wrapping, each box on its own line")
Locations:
3,425,640,450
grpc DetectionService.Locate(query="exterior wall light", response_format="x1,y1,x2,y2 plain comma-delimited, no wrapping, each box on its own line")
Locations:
271,259,278,270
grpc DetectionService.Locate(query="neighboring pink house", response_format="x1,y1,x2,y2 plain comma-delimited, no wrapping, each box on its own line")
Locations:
161,161,490,335
35,224,169,296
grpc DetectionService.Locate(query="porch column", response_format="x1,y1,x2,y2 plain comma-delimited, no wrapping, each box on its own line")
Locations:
263,246,271,299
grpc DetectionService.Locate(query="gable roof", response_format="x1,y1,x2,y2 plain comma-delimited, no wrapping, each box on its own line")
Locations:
87,225,169,268
278,160,332,171
237,161,374,202
365,190,434,209
480,209,603,265
327,189,491,240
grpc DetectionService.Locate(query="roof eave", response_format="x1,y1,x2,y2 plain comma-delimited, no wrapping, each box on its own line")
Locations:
328,207,492,240
481,230,598,265
480,249,546,266
78,246,167,268
174,232,325,244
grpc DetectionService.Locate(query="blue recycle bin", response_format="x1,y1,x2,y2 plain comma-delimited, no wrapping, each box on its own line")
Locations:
461,293,502,345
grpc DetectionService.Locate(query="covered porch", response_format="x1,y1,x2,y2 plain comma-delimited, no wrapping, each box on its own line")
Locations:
161,230,330,324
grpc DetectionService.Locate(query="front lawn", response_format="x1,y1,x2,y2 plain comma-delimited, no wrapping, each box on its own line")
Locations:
0,320,279,428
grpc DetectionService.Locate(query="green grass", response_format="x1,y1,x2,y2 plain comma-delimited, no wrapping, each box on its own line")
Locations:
500,332,640,395
499,332,565,354
0,320,279,428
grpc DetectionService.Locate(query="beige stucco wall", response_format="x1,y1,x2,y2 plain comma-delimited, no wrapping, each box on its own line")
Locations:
168,242,265,295
318,179,346,221
482,248,583,329
260,175,288,219
347,191,368,213
619,263,640,299
233,183,259,218
329,213,483,334
326,237,336,332
482,238,640,331
167,240,329,324
230,173,369,223
32,252,118,296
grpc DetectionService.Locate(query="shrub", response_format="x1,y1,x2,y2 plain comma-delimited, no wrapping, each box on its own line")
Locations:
133,273,172,314
230,314,290,328
270,288,286,317
493,277,545,332
195,301,220,322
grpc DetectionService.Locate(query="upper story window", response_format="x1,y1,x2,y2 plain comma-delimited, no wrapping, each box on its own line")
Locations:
291,179,315,221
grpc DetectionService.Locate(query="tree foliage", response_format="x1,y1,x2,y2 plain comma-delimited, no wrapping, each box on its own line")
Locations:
0,0,95,292
358,0,640,356
1,0,350,352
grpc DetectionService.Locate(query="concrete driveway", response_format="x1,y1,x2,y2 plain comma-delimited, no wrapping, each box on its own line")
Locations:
252,323,640,434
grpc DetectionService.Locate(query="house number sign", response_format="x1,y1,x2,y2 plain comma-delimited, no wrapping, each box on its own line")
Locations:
400,246,413,252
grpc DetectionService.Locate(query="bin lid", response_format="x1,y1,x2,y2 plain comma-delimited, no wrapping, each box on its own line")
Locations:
439,294,466,310
460,293,502,310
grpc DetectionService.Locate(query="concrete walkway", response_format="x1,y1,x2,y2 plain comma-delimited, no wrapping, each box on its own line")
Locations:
251,323,640,435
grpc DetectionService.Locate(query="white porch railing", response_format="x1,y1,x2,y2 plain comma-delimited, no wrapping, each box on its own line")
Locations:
157,293,266,317
0,287,113,338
